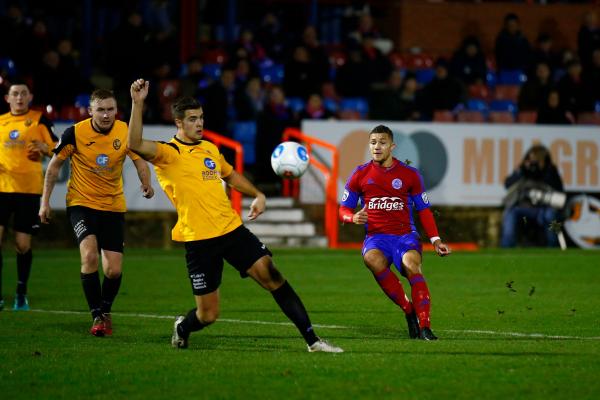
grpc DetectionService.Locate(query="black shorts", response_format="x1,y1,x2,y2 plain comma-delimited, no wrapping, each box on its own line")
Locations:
0,192,41,235
184,225,272,295
66,206,125,252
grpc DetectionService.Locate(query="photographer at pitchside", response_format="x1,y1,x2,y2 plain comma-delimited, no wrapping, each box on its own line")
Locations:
501,144,566,247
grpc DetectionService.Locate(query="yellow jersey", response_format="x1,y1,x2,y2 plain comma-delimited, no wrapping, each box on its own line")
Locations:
54,118,140,212
151,137,242,241
0,109,57,194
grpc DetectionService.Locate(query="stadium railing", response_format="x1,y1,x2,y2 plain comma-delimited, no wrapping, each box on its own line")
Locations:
203,129,244,214
281,127,340,248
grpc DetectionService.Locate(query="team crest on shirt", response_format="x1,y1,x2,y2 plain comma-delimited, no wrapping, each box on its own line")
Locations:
24,118,33,127
9,129,19,139
113,139,121,150
392,178,403,190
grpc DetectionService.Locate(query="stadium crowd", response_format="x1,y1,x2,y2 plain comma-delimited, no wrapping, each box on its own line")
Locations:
1,2,599,145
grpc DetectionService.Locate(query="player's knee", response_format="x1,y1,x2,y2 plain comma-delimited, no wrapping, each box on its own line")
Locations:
14,242,31,254
197,308,219,325
404,262,422,276
81,252,99,271
363,252,387,272
103,267,122,279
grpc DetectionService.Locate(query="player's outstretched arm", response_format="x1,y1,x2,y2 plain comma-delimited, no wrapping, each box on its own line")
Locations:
39,155,65,224
128,79,158,161
223,170,266,220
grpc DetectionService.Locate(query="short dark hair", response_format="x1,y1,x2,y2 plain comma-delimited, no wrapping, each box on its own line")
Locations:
370,124,393,140
90,88,115,104
172,96,202,120
7,79,31,92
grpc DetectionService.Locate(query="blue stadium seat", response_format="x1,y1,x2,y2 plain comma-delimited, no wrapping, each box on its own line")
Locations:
0,57,17,77
75,94,90,108
202,63,222,81
595,101,600,113
466,99,489,113
415,68,435,85
232,121,257,165
485,71,497,88
286,97,305,113
339,97,369,118
323,98,338,113
497,69,527,85
489,99,517,114
260,63,284,84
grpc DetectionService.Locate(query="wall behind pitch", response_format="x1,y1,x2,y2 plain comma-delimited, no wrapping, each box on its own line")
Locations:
300,120,600,207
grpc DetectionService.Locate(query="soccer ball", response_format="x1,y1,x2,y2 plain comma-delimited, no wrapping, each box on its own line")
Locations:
271,141,310,178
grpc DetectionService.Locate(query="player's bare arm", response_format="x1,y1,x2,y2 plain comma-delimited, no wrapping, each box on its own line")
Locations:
132,157,154,198
39,155,65,224
223,170,266,220
128,79,158,160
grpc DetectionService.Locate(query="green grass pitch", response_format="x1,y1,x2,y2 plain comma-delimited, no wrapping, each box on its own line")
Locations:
1,248,599,399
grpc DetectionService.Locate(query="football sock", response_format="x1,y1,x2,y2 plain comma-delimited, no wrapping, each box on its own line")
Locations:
0,248,3,299
101,273,122,314
374,268,413,314
16,250,32,295
271,280,319,345
409,274,431,328
81,271,103,319
177,308,207,339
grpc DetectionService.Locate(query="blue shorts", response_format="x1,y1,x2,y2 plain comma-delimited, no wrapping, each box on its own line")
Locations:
362,232,422,274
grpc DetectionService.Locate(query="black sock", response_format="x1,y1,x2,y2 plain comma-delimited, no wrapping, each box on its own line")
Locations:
81,272,102,319
101,273,122,314
271,281,319,345
177,308,207,339
16,250,32,295
0,248,3,300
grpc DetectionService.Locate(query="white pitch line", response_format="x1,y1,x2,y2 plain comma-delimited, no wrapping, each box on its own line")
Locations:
29,309,349,330
29,309,600,340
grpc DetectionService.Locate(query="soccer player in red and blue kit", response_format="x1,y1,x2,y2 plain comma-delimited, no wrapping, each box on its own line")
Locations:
339,125,450,340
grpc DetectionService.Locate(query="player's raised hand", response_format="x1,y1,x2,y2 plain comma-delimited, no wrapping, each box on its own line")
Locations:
353,205,368,224
130,79,149,103
433,239,451,257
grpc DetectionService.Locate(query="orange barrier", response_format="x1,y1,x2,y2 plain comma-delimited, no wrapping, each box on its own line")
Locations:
203,130,244,214
282,127,340,248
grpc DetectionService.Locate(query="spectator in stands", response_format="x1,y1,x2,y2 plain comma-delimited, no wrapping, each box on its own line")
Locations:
369,70,420,121
531,33,561,75
501,145,564,247
200,68,237,137
361,33,393,88
582,48,600,110
33,50,76,110
180,56,205,98
536,89,574,125
256,85,294,187
299,93,335,121
557,59,586,114
283,46,321,100
235,77,265,121
519,62,553,111
578,11,600,71
300,26,331,87
256,13,286,63
335,47,370,98
494,13,532,72
450,35,487,86
420,58,466,120
230,29,267,65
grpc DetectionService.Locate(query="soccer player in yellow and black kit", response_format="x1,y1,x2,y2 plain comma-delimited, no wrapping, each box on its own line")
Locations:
128,79,342,353
0,81,58,311
39,89,154,336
